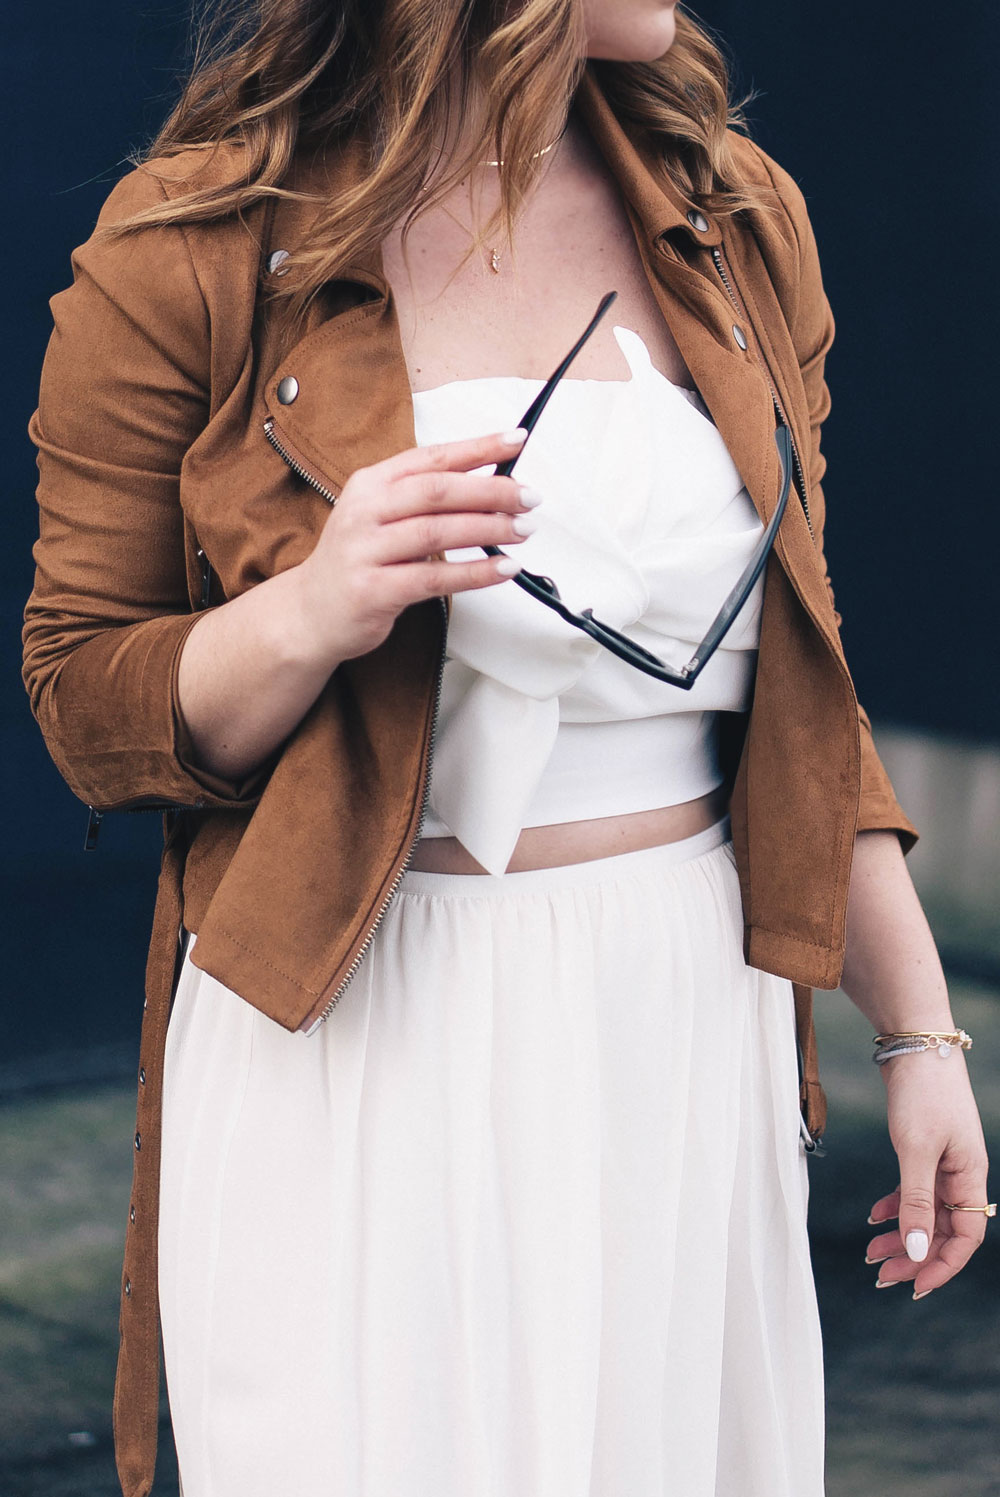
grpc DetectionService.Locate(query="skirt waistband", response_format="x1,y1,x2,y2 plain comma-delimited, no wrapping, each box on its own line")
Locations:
400,815,732,901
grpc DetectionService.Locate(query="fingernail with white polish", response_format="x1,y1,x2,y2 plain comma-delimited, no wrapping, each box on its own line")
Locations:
905,1230,929,1262
518,486,544,508
874,1279,897,1289
511,513,538,536
495,556,521,576
912,1288,934,1300
502,428,528,446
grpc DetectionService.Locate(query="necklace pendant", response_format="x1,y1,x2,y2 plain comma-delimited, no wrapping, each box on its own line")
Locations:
489,248,501,274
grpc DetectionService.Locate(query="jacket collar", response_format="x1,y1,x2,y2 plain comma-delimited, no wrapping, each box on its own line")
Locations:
572,68,723,248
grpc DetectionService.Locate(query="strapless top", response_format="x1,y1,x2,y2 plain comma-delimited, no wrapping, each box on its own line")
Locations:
411,325,765,875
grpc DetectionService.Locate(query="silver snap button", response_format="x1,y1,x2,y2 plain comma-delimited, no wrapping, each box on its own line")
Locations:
124,1278,131,1298
687,209,709,233
134,1131,141,1151
732,324,748,350
130,1205,136,1223
277,375,299,405
267,249,290,275
138,1067,145,1085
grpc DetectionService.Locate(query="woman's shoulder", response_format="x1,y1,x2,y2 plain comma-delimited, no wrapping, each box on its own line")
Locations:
723,129,819,267
96,140,252,219
717,130,831,346
50,143,269,395
69,141,270,308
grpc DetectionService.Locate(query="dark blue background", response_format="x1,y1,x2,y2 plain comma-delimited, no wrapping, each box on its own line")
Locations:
4,2,996,1069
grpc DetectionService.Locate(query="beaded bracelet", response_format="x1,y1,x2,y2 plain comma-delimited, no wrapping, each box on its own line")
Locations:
872,1029,973,1066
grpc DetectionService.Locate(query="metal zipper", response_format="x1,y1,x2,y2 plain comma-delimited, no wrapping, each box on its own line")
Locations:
263,417,340,504
84,799,194,850
794,1033,827,1156
260,414,451,1032
301,594,449,1033
710,246,814,540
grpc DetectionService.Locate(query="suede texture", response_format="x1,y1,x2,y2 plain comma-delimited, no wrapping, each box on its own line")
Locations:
22,67,917,1496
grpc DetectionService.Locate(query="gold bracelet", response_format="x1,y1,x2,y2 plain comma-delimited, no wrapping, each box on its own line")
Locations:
874,1029,972,1048
872,1029,973,1065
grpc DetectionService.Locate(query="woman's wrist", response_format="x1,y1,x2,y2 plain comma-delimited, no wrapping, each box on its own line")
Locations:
876,1042,975,1098
259,563,346,677
175,564,346,783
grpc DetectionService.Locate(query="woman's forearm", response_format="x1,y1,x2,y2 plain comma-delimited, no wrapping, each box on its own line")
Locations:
840,828,955,1034
175,429,537,785
176,564,339,782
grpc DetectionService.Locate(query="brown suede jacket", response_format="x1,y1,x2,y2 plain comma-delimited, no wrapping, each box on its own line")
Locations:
22,68,917,1497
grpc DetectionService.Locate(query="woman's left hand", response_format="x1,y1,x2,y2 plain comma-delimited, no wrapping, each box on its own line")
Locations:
866,1048,992,1298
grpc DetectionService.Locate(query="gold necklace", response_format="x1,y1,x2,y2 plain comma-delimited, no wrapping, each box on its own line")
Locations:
417,131,565,275
481,136,562,169
482,133,563,272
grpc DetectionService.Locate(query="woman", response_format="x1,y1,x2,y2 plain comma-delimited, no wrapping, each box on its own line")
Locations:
22,1,992,1494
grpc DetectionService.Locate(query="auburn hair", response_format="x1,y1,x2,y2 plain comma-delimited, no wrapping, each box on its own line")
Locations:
95,1,761,334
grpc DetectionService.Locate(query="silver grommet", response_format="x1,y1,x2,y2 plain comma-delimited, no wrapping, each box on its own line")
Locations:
687,209,709,233
138,1067,145,1085
732,324,748,350
276,375,299,405
134,1131,141,1151
124,1278,131,1298
130,1205,136,1223
267,249,290,275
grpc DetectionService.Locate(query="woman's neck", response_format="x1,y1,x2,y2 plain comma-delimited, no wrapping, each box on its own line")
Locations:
423,67,572,208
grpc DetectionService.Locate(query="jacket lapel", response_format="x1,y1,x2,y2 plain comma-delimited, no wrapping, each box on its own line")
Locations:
260,133,417,498
574,70,839,645
262,288,415,494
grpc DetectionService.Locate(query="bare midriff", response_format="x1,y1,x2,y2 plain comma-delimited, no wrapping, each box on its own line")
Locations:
408,783,732,875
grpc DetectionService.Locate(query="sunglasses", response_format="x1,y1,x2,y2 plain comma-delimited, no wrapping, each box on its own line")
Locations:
483,291,793,688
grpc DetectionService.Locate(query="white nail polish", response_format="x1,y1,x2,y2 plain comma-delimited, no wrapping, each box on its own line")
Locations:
495,556,521,576
905,1230,929,1262
518,486,543,508
501,428,528,446
511,513,538,536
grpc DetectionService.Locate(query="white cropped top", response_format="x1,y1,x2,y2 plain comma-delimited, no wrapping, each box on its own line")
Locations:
412,325,765,876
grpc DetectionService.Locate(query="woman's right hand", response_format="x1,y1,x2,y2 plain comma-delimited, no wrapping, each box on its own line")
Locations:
289,427,540,667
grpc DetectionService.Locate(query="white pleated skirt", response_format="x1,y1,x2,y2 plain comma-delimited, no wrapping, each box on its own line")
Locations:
158,816,826,1497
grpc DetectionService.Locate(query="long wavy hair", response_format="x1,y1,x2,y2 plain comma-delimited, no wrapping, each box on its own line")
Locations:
96,0,760,334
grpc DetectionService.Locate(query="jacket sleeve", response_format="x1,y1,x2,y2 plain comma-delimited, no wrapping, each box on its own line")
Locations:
22,166,269,812
752,146,919,855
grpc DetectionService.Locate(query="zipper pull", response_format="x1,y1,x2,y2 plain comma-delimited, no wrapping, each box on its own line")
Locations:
799,1111,827,1156
84,806,104,851
196,547,213,609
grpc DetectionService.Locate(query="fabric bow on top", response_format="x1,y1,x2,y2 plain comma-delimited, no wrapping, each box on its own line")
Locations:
410,325,766,875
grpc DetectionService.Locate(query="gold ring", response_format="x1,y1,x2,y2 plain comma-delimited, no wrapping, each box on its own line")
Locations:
943,1202,996,1217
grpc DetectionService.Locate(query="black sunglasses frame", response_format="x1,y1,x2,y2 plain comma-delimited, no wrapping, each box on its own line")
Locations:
482,291,793,689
